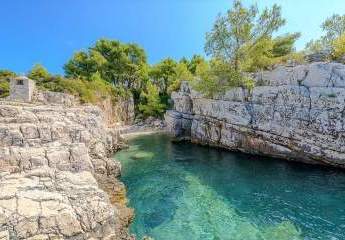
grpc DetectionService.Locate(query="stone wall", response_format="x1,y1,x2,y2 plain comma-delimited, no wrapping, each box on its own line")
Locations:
166,62,345,168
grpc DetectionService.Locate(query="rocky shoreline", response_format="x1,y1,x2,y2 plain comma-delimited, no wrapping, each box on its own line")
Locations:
166,62,345,168
0,96,134,239
118,117,166,137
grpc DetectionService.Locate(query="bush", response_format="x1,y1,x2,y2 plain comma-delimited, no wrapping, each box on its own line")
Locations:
28,64,51,83
331,34,345,60
0,80,9,98
0,70,16,98
274,52,306,65
36,73,125,104
139,82,166,118
167,62,194,94
192,59,254,98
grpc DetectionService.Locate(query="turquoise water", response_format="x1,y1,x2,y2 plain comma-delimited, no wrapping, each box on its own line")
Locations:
115,134,345,240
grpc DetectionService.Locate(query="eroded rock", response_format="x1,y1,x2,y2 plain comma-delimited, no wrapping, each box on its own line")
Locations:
166,63,345,168
0,100,133,240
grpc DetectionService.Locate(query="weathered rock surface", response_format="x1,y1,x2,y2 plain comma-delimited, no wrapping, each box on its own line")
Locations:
0,100,133,239
166,62,345,168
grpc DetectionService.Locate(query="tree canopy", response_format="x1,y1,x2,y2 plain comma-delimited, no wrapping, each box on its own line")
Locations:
190,0,301,97
139,81,166,117
64,39,149,90
306,14,345,53
28,64,51,84
191,59,251,98
149,58,177,94
205,0,287,71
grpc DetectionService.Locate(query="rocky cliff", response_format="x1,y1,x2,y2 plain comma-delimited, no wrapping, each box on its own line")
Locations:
165,62,345,168
0,95,133,239
33,90,135,126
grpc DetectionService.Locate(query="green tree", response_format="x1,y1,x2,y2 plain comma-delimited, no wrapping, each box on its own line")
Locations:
306,14,345,53
321,14,345,43
139,81,166,117
149,58,177,94
192,59,246,98
272,33,301,57
64,39,149,110
0,70,16,79
241,37,274,72
332,34,345,60
167,62,194,93
239,33,301,72
0,70,16,98
188,55,206,74
305,39,324,53
28,64,51,82
205,0,286,71
64,39,149,90
179,57,190,67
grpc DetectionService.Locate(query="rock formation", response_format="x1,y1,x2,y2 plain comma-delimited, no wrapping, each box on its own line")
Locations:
166,62,345,168
0,93,134,239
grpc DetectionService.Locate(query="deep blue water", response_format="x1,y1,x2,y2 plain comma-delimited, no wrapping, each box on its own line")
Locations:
115,133,345,240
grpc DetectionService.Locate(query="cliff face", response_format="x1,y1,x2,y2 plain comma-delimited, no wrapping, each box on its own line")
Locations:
34,90,135,126
98,96,135,126
0,93,134,239
165,62,345,168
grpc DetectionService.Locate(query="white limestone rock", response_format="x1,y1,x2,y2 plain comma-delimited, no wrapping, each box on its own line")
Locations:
0,99,133,240
166,63,345,168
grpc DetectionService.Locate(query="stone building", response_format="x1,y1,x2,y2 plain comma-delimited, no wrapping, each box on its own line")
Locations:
8,76,36,102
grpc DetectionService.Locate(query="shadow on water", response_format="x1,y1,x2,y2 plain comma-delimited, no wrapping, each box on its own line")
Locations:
115,133,345,240
172,141,345,239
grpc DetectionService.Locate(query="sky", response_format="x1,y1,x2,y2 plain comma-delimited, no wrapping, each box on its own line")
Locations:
1,0,345,74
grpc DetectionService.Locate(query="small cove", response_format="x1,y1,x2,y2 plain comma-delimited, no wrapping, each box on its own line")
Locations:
115,133,345,240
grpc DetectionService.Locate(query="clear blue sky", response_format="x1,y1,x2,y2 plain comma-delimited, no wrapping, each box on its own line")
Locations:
1,0,345,74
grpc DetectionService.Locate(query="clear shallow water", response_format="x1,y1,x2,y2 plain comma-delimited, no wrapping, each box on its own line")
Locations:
115,134,345,240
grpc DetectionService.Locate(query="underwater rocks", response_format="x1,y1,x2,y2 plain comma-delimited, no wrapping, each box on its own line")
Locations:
166,62,345,168
0,101,133,239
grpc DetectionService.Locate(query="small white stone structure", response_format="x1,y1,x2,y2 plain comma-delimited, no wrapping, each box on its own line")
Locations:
8,76,36,102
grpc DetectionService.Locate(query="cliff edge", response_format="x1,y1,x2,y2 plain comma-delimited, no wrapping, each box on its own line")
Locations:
0,92,134,239
166,62,345,168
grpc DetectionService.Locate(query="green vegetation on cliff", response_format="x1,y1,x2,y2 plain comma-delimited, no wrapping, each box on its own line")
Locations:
194,0,302,97
0,70,16,98
306,13,345,61
1,0,345,116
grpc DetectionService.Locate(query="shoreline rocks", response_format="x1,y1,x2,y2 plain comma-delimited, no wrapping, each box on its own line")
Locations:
166,62,345,168
118,117,166,136
0,98,134,239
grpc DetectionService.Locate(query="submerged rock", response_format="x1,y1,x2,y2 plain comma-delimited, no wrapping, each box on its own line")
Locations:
131,151,155,160
166,62,345,168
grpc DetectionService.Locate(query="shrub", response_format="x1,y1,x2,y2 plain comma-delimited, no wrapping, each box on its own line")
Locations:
36,73,124,104
192,59,254,98
28,64,51,83
331,34,345,60
139,82,166,118
0,80,9,98
167,62,194,94
0,70,16,98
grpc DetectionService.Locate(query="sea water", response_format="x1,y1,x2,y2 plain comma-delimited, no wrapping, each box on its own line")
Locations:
115,133,345,240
